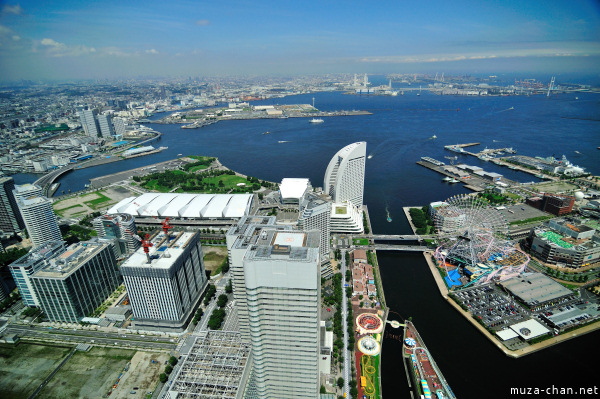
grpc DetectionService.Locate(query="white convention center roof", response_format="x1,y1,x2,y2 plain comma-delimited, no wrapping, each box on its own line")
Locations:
279,178,310,201
107,193,253,219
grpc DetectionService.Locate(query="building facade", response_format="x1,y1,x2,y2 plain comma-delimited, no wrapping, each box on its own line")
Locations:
298,191,331,263
243,230,321,399
92,213,140,255
77,106,100,138
0,176,24,234
17,195,62,248
120,231,207,331
113,117,127,137
30,241,120,322
323,141,366,209
9,241,66,307
97,113,116,138
226,216,279,341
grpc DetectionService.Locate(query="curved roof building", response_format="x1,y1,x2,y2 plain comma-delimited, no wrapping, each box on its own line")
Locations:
323,142,366,208
107,193,253,219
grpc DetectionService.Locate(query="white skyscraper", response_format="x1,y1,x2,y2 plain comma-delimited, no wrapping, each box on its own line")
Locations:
243,229,321,399
97,113,115,137
298,191,331,263
323,141,367,208
13,183,43,203
17,196,62,248
77,106,99,138
92,213,141,255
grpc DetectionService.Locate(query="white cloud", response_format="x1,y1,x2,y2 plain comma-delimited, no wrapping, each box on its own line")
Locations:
0,25,12,35
41,38,62,47
2,4,23,15
195,19,210,26
145,48,159,54
38,37,96,57
12,35,20,41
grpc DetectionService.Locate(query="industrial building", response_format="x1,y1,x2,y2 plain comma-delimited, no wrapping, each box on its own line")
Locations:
120,231,207,331
168,331,251,399
30,241,120,322
498,272,575,310
324,142,366,209
528,218,600,269
526,193,575,216
243,229,321,399
9,241,67,307
107,192,254,220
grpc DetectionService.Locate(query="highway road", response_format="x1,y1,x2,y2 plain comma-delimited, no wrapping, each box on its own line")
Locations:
341,249,350,398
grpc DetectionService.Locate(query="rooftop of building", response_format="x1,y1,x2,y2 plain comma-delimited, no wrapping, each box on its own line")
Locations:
95,213,135,223
499,272,573,305
31,241,111,279
13,183,42,194
280,178,311,200
168,331,250,399
226,215,276,237
10,240,66,268
121,231,198,269
233,224,292,250
19,195,51,206
246,229,320,262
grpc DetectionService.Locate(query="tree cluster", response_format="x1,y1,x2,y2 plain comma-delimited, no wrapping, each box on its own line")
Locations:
203,284,217,306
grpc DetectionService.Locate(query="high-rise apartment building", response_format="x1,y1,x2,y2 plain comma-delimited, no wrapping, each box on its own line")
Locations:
97,113,115,138
17,196,62,248
113,117,127,137
323,141,366,208
0,176,24,234
120,231,207,331
30,241,120,322
92,213,140,256
243,229,321,399
13,183,43,203
77,106,100,138
9,241,66,307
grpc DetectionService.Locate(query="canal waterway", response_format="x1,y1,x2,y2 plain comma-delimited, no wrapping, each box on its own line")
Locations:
12,87,600,398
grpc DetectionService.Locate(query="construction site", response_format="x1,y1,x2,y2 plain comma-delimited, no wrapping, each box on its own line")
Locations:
168,331,251,399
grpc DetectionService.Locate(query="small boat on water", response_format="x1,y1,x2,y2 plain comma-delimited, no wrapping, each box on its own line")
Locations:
386,206,392,222
449,178,459,183
278,141,289,144
442,177,452,182
263,131,271,135
310,118,324,123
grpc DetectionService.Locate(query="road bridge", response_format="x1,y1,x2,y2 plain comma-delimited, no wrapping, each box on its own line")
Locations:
357,234,437,241
357,245,430,252
34,165,75,197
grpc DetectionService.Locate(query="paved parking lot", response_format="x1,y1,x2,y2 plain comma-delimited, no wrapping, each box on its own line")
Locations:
495,203,549,224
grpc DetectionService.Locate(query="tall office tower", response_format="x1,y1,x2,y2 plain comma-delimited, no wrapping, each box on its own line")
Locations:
120,231,207,332
323,141,367,208
226,216,282,340
298,191,331,264
9,241,66,307
0,176,24,234
13,183,43,203
113,117,126,137
30,241,120,322
97,113,115,137
243,229,321,399
77,106,100,138
17,196,62,248
92,213,140,255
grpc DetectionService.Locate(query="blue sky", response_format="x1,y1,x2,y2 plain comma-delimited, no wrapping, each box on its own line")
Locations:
0,0,599,80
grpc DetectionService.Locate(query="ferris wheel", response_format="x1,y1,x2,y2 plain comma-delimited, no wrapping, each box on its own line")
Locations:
433,194,529,287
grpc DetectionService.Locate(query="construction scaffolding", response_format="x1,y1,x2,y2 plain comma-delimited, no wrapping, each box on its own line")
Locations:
169,331,251,399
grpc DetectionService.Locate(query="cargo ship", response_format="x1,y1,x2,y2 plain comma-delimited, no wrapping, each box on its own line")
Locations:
403,320,456,399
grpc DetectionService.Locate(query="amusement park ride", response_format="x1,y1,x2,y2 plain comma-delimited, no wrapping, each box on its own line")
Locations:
433,194,530,289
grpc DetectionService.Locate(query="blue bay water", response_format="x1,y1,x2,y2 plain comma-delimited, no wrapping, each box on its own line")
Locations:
12,89,600,398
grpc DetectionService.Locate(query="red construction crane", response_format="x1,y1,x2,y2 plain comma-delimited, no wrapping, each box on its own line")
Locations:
141,233,153,263
161,217,173,239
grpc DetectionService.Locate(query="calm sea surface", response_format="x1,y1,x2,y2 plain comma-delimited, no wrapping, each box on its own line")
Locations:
13,87,600,398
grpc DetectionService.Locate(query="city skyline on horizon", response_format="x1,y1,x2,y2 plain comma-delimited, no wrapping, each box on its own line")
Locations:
0,1,599,81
